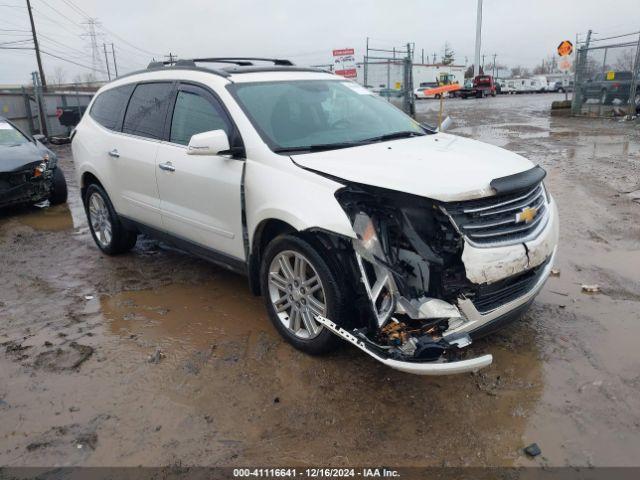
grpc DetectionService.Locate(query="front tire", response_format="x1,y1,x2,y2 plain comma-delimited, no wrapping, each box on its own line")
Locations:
48,167,67,205
260,234,347,355
83,183,137,255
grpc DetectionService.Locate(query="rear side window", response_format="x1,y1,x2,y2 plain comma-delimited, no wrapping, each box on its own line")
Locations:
170,89,229,146
89,84,134,130
122,83,173,140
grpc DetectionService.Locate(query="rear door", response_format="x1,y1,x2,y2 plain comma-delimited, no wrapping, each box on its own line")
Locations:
155,83,245,260
116,82,174,227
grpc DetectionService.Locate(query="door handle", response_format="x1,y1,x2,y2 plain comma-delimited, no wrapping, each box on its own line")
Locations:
158,162,175,172
108,149,120,158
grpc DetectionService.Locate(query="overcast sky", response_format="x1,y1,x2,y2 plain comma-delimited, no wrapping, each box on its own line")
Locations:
1,0,639,84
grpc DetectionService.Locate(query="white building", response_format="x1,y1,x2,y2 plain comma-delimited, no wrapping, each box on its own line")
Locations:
355,62,466,90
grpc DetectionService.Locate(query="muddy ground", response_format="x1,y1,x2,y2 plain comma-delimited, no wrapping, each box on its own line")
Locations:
1,93,639,468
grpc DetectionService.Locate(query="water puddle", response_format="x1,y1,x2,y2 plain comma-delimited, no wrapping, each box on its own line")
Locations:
0,204,74,232
101,278,272,350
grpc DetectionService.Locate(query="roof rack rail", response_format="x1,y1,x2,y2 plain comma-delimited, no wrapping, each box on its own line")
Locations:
148,57,294,68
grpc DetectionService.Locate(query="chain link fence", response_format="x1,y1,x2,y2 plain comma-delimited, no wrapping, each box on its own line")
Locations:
572,33,640,118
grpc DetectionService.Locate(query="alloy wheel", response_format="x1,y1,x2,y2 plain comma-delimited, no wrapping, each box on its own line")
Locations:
267,250,326,339
88,192,112,248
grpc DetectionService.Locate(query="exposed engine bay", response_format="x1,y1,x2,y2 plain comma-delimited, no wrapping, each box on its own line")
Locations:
330,182,484,369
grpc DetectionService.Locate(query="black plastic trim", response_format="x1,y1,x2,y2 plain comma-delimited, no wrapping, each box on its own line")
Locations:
119,216,247,276
490,165,547,195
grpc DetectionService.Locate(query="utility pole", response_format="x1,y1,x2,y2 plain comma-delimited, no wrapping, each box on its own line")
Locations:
482,54,486,73
165,52,177,63
474,0,483,78
26,0,46,91
492,53,497,77
111,43,118,77
364,37,369,87
103,43,111,81
421,48,424,64
432,52,437,64
31,71,48,137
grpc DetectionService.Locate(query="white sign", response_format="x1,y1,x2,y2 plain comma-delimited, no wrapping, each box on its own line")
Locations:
333,48,357,78
559,55,573,73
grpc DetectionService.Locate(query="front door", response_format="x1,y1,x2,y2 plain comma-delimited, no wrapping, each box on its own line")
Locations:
155,83,245,260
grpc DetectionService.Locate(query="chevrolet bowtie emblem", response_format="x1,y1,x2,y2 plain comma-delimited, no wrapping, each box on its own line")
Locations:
515,206,538,224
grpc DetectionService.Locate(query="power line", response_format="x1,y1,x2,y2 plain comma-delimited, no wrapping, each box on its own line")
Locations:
34,0,83,29
41,48,106,73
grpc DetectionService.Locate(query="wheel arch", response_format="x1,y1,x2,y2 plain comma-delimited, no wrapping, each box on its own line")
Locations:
247,216,358,298
80,170,105,202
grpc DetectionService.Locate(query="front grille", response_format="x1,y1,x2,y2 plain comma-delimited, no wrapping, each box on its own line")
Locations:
444,183,549,246
471,258,550,313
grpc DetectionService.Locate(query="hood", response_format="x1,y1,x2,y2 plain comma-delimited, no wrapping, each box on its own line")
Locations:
291,133,534,202
0,141,51,173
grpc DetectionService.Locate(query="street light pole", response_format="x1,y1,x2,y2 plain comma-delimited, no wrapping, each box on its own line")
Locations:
474,0,483,78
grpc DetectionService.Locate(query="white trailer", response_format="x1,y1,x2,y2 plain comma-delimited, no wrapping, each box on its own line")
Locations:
530,75,549,92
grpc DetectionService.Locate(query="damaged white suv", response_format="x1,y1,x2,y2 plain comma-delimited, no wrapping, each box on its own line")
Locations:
72,58,559,375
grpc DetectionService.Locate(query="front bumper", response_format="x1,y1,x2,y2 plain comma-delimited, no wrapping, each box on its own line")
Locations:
448,198,559,336
315,315,494,375
0,171,53,208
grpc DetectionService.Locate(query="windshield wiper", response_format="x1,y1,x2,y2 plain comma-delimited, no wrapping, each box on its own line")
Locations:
273,131,426,154
273,142,366,154
361,131,426,143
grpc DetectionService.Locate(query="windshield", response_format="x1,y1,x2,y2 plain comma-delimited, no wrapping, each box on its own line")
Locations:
230,80,426,153
0,121,30,147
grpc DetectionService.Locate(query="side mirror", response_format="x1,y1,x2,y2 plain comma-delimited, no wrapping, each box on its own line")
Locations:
187,129,230,156
438,116,453,132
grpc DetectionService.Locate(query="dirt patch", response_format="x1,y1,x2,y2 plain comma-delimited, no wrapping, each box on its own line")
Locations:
33,342,94,372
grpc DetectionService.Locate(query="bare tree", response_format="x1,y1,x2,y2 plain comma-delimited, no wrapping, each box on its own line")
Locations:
48,66,66,86
441,42,455,65
465,64,484,78
511,66,531,77
614,48,636,71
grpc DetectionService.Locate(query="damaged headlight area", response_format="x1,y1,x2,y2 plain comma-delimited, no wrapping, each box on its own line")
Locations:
326,183,493,374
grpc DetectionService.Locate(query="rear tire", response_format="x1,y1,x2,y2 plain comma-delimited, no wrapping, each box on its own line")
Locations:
260,234,348,355
48,167,67,205
83,183,137,255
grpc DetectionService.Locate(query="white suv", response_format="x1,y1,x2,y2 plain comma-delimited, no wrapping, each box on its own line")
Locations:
72,58,559,375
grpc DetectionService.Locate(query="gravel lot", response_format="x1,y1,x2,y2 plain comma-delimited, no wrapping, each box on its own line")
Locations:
1,93,639,468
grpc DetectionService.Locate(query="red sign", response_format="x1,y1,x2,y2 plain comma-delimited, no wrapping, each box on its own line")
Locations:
557,40,573,57
332,48,354,57
333,48,357,78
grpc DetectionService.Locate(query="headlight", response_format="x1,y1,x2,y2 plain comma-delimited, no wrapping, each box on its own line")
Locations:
33,162,47,177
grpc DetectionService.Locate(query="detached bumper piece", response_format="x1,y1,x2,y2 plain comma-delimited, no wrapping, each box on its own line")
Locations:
315,315,493,375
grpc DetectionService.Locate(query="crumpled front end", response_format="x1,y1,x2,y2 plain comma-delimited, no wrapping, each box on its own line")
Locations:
320,168,558,375
0,160,54,209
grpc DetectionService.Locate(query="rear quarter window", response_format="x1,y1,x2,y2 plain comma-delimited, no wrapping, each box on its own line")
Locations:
89,84,135,131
